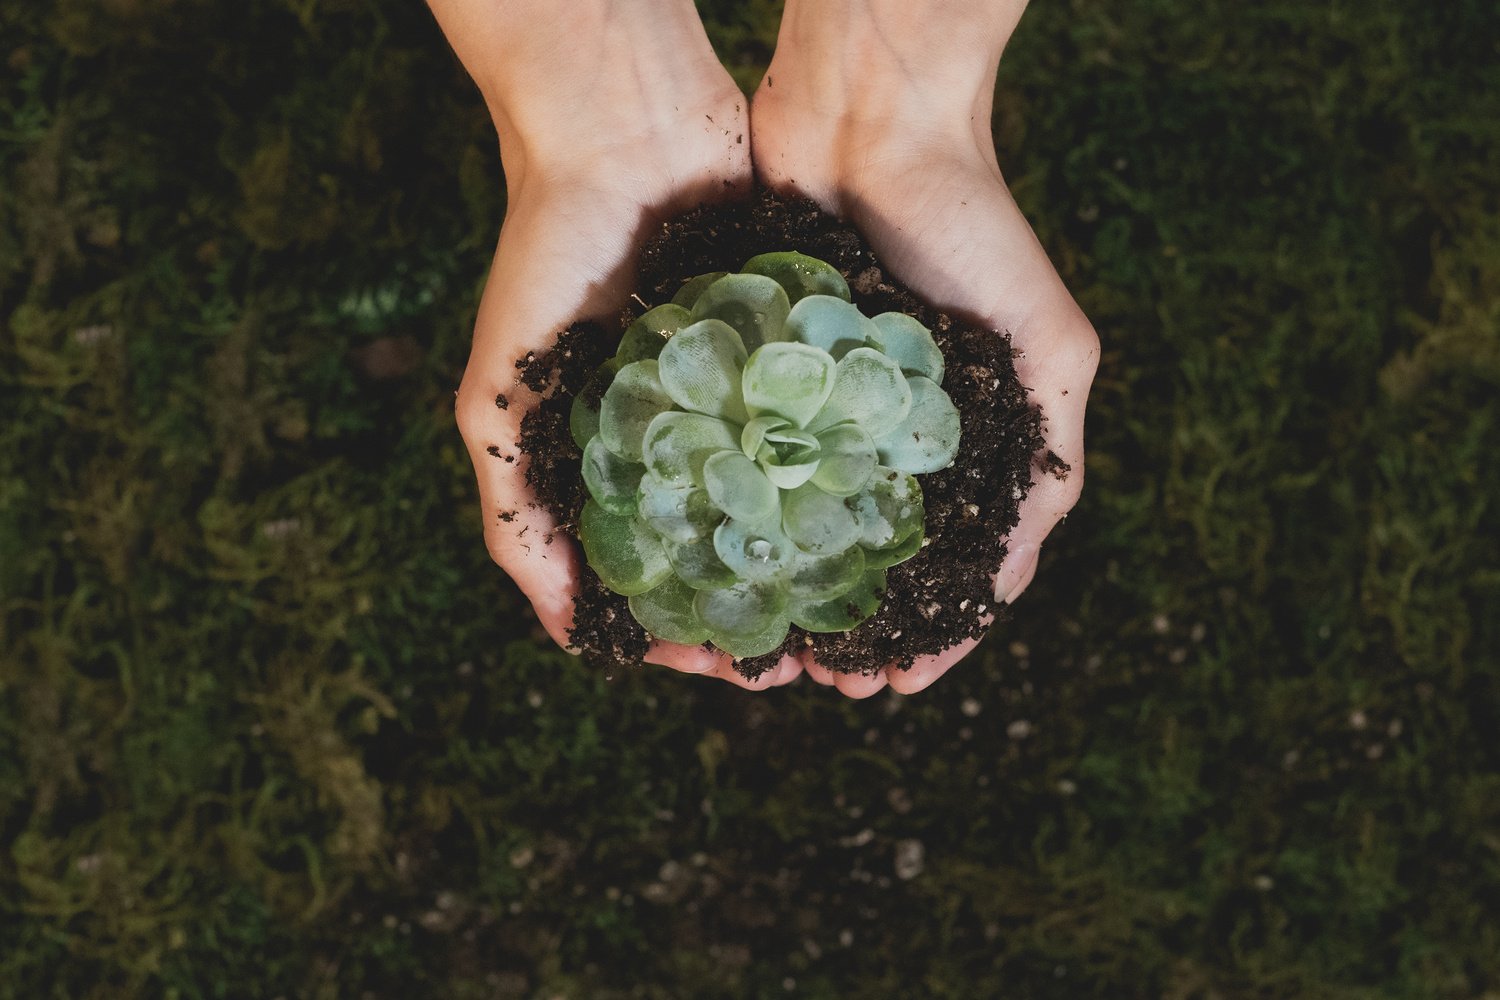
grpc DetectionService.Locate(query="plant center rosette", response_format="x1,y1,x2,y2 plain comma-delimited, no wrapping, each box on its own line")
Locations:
570,252,962,659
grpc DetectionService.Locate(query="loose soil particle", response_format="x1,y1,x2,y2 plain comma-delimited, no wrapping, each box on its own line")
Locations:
517,189,1050,680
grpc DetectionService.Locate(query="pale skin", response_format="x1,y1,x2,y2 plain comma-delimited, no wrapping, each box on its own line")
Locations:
432,0,1098,695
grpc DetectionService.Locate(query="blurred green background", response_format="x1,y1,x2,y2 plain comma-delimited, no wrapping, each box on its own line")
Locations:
2,0,1498,996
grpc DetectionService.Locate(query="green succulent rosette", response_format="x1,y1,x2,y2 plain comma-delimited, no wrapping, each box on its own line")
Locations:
571,252,962,658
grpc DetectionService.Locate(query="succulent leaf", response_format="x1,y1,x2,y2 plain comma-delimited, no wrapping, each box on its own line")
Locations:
868,312,945,384
783,295,873,359
703,450,778,524
786,545,866,601
581,437,645,515
642,411,738,486
629,577,711,645
617,304,692,365
574,251,961,656
657,319,748,420
689,273,792,352
850,467,923,550
740,414,787,459
873,375,962,474
862,523,925,570
782,481,861,554
569,374,604,450
711,611,793,659
672,271,730,309
663,534,737,590
807,347,912,438
788,567,887,633
694,581,788,644
742,252,852,304
599,360,672,462
809,422,878,497
714,516,797,582
754,428,820,489
742,341,837,427
638,474,719,543
579,500,672,596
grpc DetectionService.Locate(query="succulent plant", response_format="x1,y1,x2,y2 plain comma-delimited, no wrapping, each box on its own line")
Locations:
570,252,961,658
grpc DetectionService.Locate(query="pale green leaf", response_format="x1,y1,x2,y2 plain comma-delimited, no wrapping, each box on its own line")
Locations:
862,525,924,570
741,252,851,304
693,581,792,644
616,304,692,364
581,437,644,515
786,545,866,601
754,424,822,489
850,467,923,550
641,411,738,486
671,271,730,309
579,500,671,596
783,295,874,359
868,312,945,384
599,360,672,462
629,577,711,645
806,347,912,438
570,385,601,451
657,318,749,420
788,567,886,633
713,516,796,582
756,422,828,488
740,414,791,460
761,425,819,457
663,534,736,590
761,457,820,490
873,375,962,474
703,451,778,524
809,422,878,497
782,481,861,554
638,473,721,543
710,613,793,659
742,342,836,426
690,273,791,352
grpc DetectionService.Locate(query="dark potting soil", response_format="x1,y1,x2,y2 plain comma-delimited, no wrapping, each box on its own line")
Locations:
516,189,1050,680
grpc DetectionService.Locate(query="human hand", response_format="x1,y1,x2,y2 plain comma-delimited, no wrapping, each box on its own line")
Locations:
433,0,802,689
749,0,1100,697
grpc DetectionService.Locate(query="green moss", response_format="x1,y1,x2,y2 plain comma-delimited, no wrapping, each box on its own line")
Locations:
1,0,1497,997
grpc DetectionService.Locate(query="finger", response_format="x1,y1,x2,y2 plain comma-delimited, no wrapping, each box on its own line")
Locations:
832,669,888,700
800,653,839,687
772,653,804,686
642,639,724,674
885,635,983,695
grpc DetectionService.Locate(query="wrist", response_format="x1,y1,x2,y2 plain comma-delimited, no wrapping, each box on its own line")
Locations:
430,0,742,189
764,0,1025,139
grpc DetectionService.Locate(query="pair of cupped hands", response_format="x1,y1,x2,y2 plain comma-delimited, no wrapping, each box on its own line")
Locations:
433,0,1098,697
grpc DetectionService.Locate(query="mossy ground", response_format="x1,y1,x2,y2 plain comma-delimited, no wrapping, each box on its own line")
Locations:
1,0,1497,997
